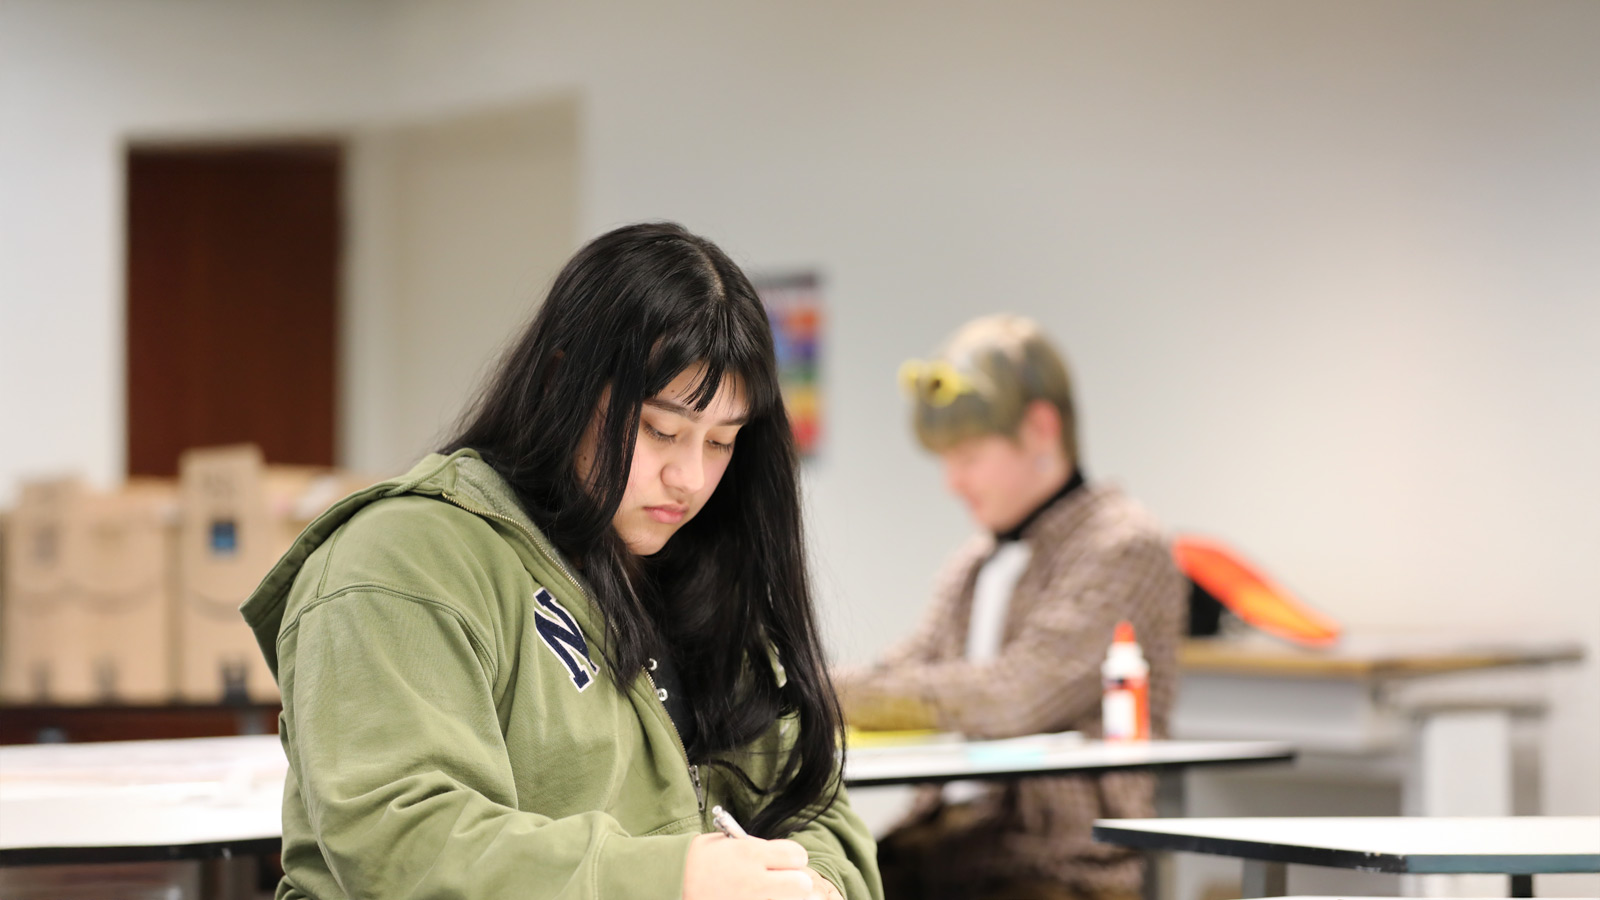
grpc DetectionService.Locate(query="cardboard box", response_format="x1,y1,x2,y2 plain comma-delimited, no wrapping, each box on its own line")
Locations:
1,478,180,705
176,445,366,703
1,449,368,705
1,479,88,702
73,481,179,703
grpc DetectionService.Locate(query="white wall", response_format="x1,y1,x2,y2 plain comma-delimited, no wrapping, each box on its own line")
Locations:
380,0,1600,849
3,1,1597,889
0,0,391,497
342,98,581,476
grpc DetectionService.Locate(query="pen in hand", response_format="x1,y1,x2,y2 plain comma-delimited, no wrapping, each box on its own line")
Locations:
712,805,749,839
693,805,840,900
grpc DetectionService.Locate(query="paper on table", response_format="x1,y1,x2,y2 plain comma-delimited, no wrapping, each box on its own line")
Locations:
846,730,1083,763
964,731,1084,764
844,727,960,749
0,736,287,803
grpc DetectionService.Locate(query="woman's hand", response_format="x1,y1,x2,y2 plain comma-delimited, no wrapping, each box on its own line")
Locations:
683,833,815,900
806,867,845,900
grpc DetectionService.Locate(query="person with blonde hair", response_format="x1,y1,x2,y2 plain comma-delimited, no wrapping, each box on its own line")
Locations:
836,315,1185,900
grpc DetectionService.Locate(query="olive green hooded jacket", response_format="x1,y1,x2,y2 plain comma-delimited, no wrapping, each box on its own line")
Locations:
241,450,881,900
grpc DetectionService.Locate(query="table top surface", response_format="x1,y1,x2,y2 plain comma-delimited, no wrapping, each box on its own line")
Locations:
1092,816,1600,874
1180,633,1585,680
0,734,1296,862
0,735,287,864
843,734,1295,787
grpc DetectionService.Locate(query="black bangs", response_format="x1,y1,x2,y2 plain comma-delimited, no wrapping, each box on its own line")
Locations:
641,285,783,419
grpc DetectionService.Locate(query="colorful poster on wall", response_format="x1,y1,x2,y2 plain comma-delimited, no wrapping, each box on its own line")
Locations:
755,272,823,457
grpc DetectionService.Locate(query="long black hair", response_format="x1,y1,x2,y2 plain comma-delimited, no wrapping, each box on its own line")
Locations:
445,222,842,837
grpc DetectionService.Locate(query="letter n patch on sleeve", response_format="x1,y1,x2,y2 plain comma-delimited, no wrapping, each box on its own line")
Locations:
533,588,599,691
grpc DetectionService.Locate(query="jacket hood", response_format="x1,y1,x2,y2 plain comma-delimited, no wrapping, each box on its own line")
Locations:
239,448,581,677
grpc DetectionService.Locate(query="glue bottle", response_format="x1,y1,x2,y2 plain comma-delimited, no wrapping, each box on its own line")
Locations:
1101,620,1150,742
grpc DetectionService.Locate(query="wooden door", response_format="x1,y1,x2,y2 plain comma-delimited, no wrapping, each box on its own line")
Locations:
126,144,341,477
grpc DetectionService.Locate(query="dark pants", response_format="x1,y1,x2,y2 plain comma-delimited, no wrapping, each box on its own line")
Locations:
877,804,1139,900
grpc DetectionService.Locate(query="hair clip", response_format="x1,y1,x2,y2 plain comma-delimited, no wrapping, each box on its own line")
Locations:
898,359,973,408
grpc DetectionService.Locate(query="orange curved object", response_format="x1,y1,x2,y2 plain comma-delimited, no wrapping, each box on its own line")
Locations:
1174,536,1341,647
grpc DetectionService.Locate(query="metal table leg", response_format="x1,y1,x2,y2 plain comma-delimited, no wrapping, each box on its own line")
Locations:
1240,859,1287,898
1142,769,1187,900
199,853,258,900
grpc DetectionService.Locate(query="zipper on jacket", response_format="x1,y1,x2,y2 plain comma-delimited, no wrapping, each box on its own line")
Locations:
440,491,584,596
644,663,704,813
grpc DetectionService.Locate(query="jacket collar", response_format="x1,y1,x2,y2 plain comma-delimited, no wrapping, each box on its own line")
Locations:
994,467,1086,543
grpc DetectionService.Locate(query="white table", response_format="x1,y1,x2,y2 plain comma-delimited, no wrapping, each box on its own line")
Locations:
1092,816,1600,898
1175,635,1588,898
842,734,1297,788
843,735,1295,900
1,734,1298,899
0,736,285,898
1177,635,1583,817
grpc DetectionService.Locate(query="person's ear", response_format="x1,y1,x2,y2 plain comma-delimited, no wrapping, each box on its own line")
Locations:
1021,399,1062,455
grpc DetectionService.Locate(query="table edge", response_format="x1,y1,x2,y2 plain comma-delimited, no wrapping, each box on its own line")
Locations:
1179,643,1586,680
0,836,282,867
844,750,1296,788
1090,824,1600,875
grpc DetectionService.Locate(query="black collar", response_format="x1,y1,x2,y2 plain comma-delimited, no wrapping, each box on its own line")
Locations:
995,468,1086,543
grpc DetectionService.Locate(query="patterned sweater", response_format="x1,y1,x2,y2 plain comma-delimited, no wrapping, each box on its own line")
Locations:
836,482,1187,892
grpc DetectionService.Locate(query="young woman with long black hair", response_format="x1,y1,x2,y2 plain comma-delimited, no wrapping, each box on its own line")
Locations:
244,223,881,900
